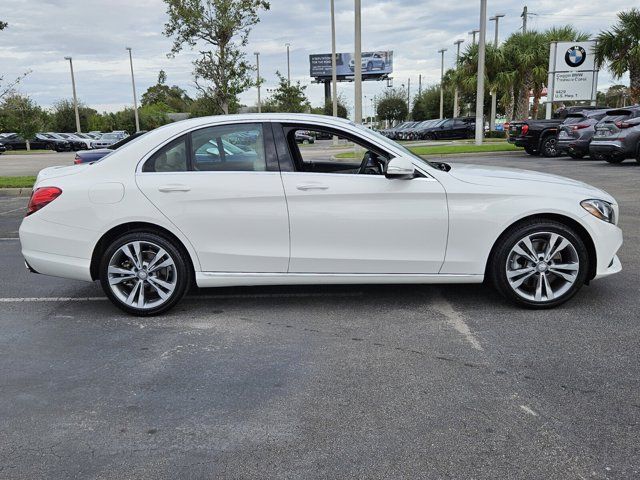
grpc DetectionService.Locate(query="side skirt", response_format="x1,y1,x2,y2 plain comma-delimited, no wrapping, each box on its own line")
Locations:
195,272,484,288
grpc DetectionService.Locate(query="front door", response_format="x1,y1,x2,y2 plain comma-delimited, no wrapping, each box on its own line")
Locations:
277,124,449,274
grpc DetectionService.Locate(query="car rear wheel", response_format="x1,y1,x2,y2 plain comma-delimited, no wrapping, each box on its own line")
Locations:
99,232,191,316
541,135,559,157
603,155,624,164
489,220,588,309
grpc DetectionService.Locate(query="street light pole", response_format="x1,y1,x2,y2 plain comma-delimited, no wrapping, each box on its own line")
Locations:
488,13,505,131
469,29,480,45
453,39,464,117
125,47,140,133
64,56,81,133
354,0,362,124
438,48,447,119
285,43,291,85
330,0,338,144
407,77,411,119
254,52,261,113
475,0,487,145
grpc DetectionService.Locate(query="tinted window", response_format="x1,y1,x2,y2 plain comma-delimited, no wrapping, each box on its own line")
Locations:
143,136,188,172
191,123,266,171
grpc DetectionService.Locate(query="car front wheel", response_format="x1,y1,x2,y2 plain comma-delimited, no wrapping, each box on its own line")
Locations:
99,232,191,316
490,220,588,308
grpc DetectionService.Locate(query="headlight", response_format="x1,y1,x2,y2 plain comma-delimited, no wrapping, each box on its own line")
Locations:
581,199,616,224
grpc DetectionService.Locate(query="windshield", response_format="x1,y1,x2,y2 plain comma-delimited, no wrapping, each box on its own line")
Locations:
101,133,119,140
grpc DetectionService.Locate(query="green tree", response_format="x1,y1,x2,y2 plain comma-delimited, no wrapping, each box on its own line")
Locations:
139,103,172,129
141,70,193,112
604,84,630,107
0,94,44,150
595,8,640,104
163,0,270,115
322,95,348,118
50,99,97,132
265,71,310,113
411,84,454,120
376,88,408,124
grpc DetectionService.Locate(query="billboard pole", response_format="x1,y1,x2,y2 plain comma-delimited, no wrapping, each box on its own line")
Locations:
438,49,447,120
354,0,362,124
330,0,338,120
474,0,487,146
545,42,556,119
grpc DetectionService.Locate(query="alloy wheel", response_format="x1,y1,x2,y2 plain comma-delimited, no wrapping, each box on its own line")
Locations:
107,240,177,310
505,232,579,303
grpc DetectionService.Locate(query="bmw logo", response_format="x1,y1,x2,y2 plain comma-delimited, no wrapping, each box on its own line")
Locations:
565,46,586,68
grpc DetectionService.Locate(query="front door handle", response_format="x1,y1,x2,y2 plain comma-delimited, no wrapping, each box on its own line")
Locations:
296,183,329,191
158,184,191,192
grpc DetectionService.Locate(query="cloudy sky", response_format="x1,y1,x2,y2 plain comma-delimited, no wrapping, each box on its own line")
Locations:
0,0,631,117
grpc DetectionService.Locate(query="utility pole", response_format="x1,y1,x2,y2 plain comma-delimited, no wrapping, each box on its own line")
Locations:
418,74,422,96
489,13,505,131
469,29,480,45
354,0,362,124
285,43,291,84
254,52,261,113
125,47,140,133
330,0,338,119
521,5,528,33
438,48,447,119
453,39,464,117
407,78,411,119
475,0,487,145
64,56,81,133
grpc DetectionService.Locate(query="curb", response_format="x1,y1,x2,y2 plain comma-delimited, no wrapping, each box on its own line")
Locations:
0,188,32,197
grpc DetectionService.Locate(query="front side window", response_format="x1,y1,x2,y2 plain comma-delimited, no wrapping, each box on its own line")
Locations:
191,123,266,171
285,126,389,175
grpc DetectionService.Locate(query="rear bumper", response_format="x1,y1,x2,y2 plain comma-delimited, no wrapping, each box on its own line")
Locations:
589,142,631,158
557,138,589,154
508,136,533,148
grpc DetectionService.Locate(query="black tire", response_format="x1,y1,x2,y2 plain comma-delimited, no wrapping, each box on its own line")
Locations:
489,219,589,309
604,155,624,164
524,146,538,156
541,135,559,157
426,133,436,141
567,152,585,159
366,62,373,71
99,231,191,316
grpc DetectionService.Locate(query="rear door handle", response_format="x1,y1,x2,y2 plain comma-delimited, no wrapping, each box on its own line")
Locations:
296,183,329,191
158,184,191,192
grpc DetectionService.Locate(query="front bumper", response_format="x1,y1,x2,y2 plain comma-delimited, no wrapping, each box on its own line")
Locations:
580,212,623,281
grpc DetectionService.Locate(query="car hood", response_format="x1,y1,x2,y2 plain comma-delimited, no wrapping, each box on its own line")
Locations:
446,163,614,202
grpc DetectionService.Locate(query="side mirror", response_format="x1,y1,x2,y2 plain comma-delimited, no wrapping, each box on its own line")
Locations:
385,157,415,179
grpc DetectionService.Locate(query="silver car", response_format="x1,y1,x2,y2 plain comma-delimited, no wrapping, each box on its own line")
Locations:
91,133,122,149
589,107,640,164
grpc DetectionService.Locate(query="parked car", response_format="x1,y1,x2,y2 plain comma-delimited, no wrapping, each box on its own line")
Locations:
294,130,315,144
91,133,123,149
74,131,148,164
87,131,102,139
420,118,474,140
0,144,6,154
112,130,129,140
589,106,640,164
349,52,386,72
0,133,69,151
405,119,440,140
20,113,621,315
57,133,93,150
557,109,609,159
47,133,87,151
508,106,604,157
380,122,412,139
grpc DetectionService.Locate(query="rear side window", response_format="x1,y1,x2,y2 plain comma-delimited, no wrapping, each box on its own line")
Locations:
191,124,266,172
142,136,188,172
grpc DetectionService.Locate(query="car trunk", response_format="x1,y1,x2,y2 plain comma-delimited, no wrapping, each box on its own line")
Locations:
594,110,633,139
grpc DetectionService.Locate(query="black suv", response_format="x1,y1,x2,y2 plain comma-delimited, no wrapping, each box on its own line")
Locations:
420,117,475,140
0,133,70,151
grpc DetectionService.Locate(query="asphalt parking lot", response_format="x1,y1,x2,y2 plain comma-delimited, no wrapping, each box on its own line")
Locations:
0,153,638,479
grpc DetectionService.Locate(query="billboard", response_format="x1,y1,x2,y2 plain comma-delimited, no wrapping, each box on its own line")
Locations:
547,41,599,104
310,51,393,80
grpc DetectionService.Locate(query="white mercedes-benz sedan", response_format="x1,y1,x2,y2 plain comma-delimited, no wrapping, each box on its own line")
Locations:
19,114,622,315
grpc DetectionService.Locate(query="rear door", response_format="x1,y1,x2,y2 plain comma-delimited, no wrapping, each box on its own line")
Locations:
136,122,290,273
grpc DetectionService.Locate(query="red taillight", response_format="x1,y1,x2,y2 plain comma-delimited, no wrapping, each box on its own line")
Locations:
74,154,81,165
572,123,590,131
27,187,62,216
615,121,631,128
521,124,529,135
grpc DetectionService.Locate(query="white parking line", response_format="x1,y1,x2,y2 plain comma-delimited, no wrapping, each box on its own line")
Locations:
0,292,364,303
0,207,26,216
432,293,484,351
520,405,539,417
0,237,19,241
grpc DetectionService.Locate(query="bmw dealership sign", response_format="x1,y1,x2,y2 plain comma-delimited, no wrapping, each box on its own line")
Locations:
546,41,599,114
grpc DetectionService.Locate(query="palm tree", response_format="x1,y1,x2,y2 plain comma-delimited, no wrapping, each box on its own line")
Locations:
595,8,640,104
